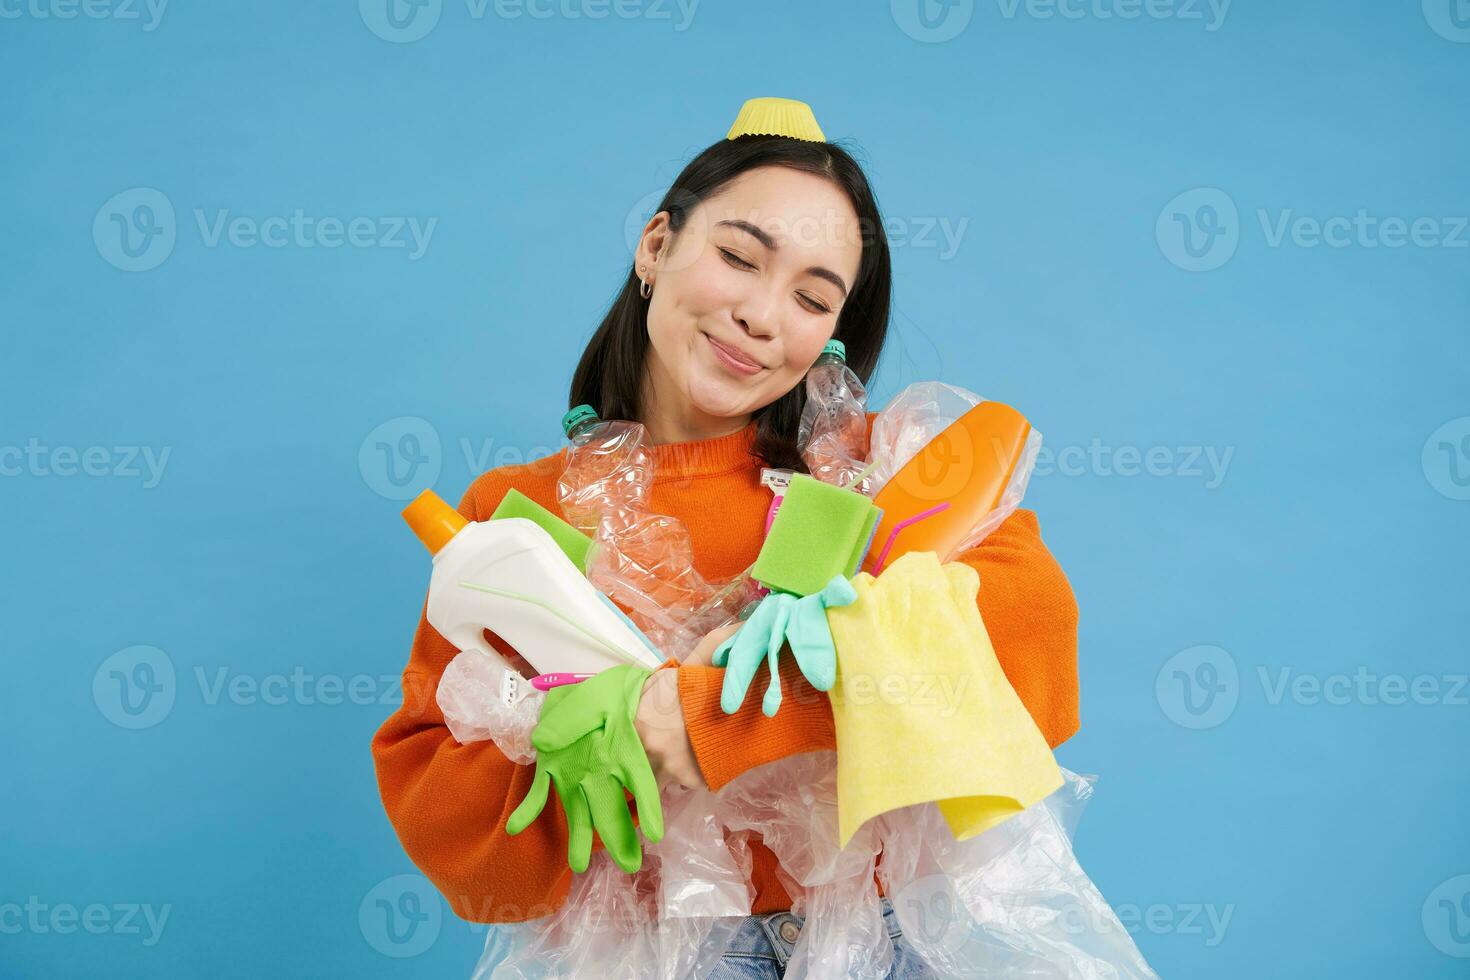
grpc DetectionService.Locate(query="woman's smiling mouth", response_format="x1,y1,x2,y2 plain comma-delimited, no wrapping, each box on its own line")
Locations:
704,333,765,376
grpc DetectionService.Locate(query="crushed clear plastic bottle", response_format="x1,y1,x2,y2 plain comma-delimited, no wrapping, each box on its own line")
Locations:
556,406,758,659
797,339,872,492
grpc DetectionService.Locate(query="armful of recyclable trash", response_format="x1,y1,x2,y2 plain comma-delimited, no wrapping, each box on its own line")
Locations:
401,487,665,763
713,379,1042,719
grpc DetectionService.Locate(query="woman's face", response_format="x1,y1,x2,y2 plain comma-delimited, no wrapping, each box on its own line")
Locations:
635,166,864,427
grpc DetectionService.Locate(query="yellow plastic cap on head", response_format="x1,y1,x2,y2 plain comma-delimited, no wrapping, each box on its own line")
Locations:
402,489,468,555
726,97,826,143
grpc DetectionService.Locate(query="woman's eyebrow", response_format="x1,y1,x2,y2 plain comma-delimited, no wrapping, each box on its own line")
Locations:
717,218,850,298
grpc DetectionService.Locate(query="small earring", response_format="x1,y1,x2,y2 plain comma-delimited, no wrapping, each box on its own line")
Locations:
640,278,652,299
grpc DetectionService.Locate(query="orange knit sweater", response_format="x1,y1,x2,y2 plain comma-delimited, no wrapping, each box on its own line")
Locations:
371,415,1080,923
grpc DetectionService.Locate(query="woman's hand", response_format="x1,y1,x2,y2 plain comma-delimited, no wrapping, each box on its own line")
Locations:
633,623,742,790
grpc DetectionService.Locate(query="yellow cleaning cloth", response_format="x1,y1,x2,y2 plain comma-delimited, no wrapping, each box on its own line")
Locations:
826,551,1065,848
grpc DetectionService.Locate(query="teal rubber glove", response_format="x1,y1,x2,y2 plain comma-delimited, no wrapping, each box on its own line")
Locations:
713,574,858,717
505,664,664,874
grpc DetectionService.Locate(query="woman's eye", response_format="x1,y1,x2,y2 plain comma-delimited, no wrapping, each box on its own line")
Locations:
720,247,831,314
718,247,754,270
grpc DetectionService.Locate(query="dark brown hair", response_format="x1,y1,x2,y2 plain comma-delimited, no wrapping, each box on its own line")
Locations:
568,134,892,472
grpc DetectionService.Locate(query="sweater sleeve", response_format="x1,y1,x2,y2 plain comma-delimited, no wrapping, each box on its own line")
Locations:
369,481,668,924
677,507,1080,793
678,653,837,793
952,507,1081,749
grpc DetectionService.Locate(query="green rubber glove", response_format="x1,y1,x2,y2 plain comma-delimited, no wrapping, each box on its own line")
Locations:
713,574,858,717
505,664,664,874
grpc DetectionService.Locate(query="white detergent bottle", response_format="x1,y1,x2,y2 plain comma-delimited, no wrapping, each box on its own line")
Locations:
402,490,666,704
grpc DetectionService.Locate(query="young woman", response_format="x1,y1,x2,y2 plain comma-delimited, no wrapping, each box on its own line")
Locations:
372,99,1080,979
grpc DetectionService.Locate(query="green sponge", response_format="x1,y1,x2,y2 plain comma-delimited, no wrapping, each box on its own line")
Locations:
489,488,592,571
752,473,881,596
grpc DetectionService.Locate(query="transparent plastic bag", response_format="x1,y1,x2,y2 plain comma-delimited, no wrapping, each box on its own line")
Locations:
437,650,544,764
719,753,1158,980
442,383,1154,979
471,782,750,980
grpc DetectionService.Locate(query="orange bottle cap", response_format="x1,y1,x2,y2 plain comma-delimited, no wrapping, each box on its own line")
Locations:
402,489,468,555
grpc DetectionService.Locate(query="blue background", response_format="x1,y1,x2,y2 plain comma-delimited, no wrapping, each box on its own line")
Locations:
3,0,1467,976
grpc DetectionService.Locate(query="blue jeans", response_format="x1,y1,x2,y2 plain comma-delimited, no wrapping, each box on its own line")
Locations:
707,897,935,979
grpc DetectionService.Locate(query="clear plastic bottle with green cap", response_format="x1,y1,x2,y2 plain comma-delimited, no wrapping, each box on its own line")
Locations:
555,405,759,659
797,339,871,491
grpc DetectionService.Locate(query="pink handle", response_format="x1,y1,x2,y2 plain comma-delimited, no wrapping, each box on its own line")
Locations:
531,672,596,692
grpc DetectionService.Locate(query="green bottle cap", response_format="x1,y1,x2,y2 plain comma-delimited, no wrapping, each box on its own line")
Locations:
821,339,846,361
561,404,600,438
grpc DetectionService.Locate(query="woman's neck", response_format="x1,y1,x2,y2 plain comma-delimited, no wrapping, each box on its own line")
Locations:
638,363,752,446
